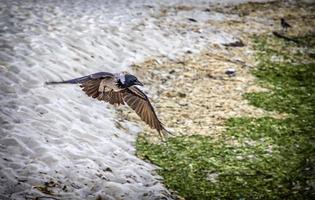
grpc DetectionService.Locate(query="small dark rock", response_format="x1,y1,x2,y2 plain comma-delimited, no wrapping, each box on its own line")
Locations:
187,18,198,22
225,68,236,77
169,70,176,74
103,167,113,172
178,92,186,98
223,39,245,47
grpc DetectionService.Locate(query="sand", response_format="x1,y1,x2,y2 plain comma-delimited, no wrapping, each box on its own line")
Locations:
0,0,285,199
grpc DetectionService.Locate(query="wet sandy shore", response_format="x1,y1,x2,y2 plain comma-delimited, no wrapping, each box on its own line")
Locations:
1,0,314,199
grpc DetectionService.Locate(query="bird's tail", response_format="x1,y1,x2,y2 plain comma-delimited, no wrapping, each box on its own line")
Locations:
45,75,90,85
158,127,175,141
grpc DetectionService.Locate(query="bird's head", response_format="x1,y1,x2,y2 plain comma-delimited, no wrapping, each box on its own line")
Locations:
281,18,284,22
117,73,143,88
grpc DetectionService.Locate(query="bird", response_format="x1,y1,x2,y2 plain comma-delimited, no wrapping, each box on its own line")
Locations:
280,18,291,32
46,71,170,140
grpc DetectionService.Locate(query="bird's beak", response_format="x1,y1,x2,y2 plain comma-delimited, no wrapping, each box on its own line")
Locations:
135,80,143,86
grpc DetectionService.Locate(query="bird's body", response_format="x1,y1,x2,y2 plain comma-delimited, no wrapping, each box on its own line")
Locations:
281,18,291,32
46,72,170,140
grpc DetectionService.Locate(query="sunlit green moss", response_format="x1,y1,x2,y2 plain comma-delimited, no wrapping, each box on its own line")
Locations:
136,34,315,199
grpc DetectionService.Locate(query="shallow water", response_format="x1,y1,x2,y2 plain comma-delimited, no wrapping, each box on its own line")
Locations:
0,0,260,199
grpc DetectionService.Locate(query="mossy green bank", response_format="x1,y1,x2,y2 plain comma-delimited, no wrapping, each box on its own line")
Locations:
136,34,315,199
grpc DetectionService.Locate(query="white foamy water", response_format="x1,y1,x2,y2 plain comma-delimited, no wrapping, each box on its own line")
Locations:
0,0,266,199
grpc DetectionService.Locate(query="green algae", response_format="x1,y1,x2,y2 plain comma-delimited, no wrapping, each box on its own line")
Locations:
136,34,315,199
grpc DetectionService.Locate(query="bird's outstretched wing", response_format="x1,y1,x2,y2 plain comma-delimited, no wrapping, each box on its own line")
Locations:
80,79,125,105
122,86,168,137
97,90,125,105
47,72,125,105
46,72,114,84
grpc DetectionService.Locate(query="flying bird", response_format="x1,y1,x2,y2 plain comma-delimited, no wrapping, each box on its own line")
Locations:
46,72,170,140
280,18,291,32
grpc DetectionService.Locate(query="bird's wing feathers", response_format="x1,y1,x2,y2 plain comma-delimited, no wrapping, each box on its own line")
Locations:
80,79,102,98
46,72,114,84
97,90,125,105
82,82,166,134
122,86,165,132
80,78,124,105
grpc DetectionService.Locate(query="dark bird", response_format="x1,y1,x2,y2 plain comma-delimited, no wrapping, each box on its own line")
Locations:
46,72,170,140
281,18,291,32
